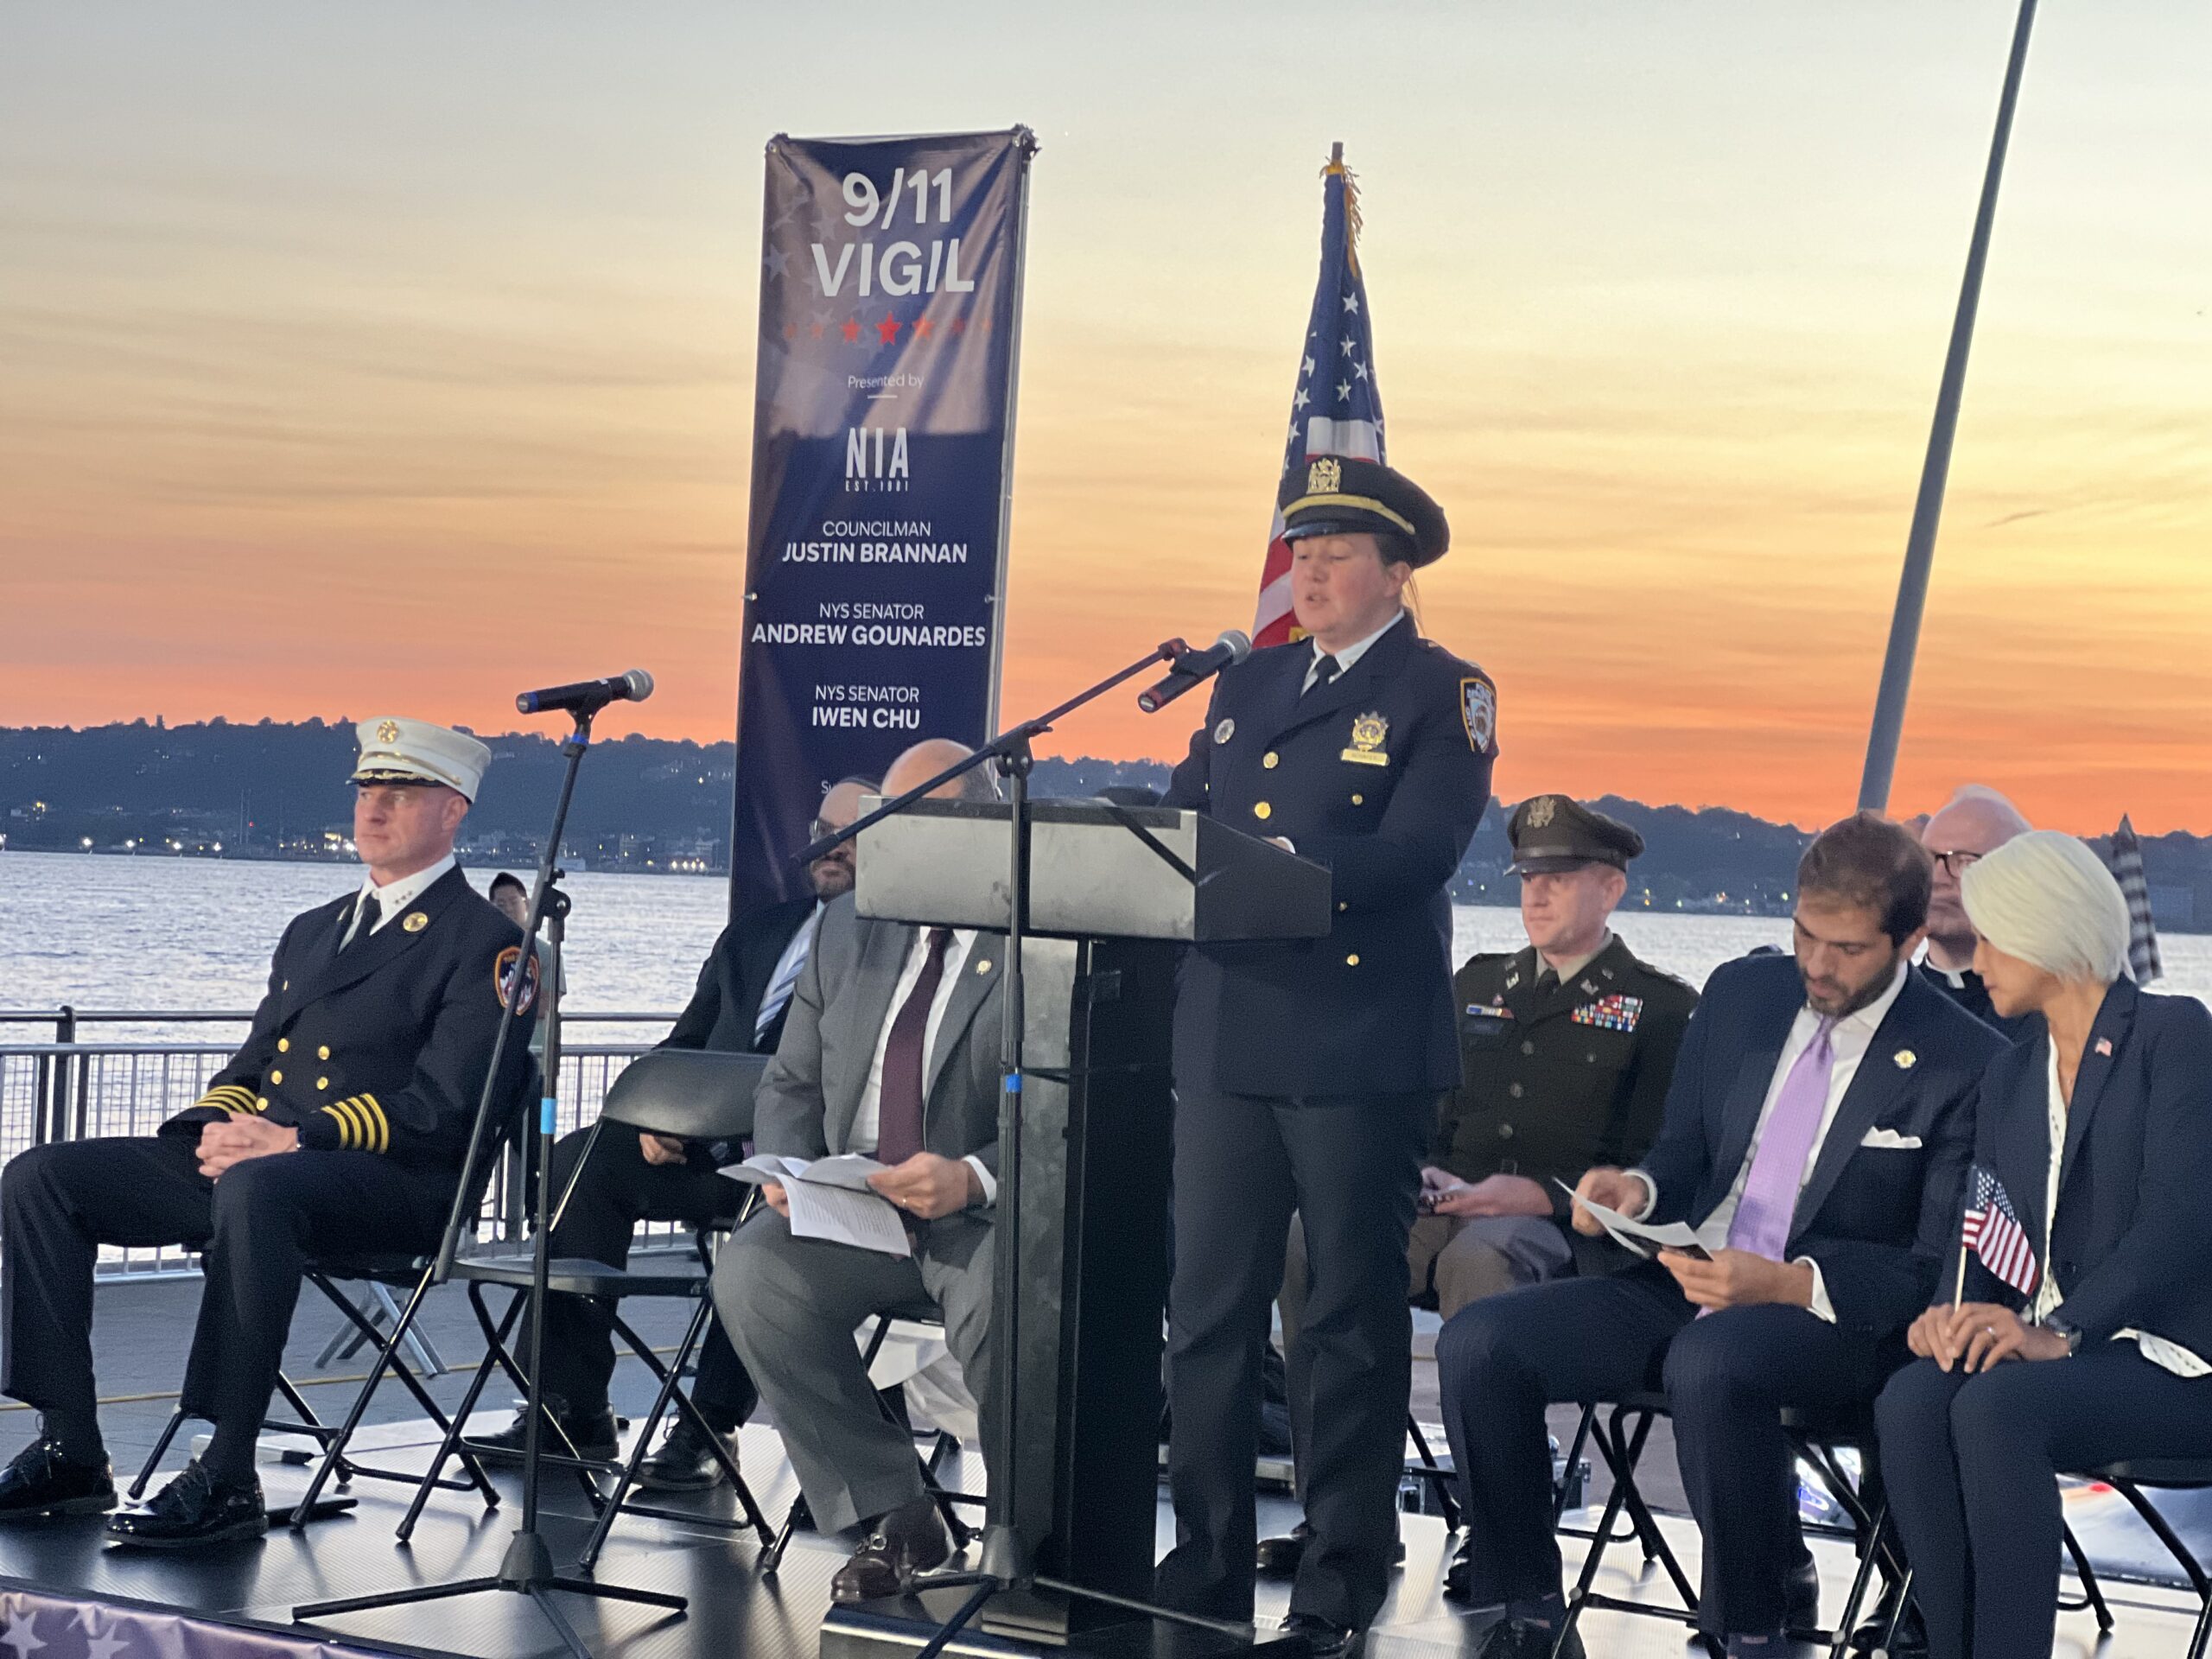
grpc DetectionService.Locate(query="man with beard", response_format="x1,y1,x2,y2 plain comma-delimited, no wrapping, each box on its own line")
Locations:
477,777,871,1491
1433,813,2000,1659
1916,787,2040,1044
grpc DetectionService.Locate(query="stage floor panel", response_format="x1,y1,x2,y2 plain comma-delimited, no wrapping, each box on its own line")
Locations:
0,1423,2202,1659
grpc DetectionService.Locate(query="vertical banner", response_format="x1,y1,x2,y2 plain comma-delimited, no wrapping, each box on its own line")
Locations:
730,127,1037,909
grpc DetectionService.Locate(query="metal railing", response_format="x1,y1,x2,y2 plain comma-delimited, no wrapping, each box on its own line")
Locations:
0,1010,688,1279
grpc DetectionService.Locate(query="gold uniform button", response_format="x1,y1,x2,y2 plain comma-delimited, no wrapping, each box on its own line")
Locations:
317,1077,329,1090
269,1069,283,1085
1345,953,1360,967
256,1096,270,1109
1337,901,1349,912
1262,752,1279,770
318,1046,331,1060
1498,1122,1516,1140
276,1038,289,1053
1253,802,1272,821
1351,793,1364,805
1508,1082,1523,1099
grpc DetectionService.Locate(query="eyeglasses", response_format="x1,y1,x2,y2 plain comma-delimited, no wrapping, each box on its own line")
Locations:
1929,849,1984,878
809,819,853,845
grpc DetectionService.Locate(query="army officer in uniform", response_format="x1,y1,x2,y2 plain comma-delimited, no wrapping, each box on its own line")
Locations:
1263,797,1696,1575
1154,455,1497,1654
0,718,536,1548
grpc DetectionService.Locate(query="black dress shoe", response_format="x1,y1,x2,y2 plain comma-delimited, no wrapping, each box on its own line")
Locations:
831,1496,951,1603
1441,1542,1478,1605
0,1437,116,1521
1852,1604,1929,1656
1279,1611,1360,1659
1784,1554,1821,1629
1472,1617,1585,1659
105,1462,265,1550
636,1415,737,1493
1258,1522,1313,1578
474,1395,620,1462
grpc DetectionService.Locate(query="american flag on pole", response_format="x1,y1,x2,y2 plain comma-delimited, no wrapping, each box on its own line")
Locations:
1960,1165,2039,1298
1252,149,1385,649
2105,815,2164,985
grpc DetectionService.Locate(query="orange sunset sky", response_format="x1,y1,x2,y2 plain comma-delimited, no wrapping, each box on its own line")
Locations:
3,3,2208,834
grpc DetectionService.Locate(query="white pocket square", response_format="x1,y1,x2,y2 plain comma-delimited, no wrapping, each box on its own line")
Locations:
1859,1128,1923,1150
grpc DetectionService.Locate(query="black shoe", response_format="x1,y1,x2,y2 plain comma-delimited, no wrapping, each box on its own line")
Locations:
105,1461,265,1550
1472,1617,1584,1659
0,1436,116,1521
474,1395,619,1463
1441,1542,1481,1605
636,1414,737,1493
1258,1522,1313,1578
1279,1612,1360,1659
1852,1605,1929,1656
831,1495,951,1603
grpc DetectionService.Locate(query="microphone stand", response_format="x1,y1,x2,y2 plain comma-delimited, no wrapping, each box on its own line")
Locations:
801,640,1257,1659
296,705,687,1659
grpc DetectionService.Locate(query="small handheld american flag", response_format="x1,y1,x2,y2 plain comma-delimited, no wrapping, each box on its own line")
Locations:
1960,1165,2039,1299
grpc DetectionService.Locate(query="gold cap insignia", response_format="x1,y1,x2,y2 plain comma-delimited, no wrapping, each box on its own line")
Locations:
1527,795,1557,830
403,912,429,933
376,720,401,745
1307,456,1342,494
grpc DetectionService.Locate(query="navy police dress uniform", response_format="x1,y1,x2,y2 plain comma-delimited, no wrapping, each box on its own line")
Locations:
0,724,537,1501
1155,456,1497,1633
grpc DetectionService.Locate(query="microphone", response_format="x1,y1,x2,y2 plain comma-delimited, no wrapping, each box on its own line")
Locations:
1137,630,1252,714
516,670,655,716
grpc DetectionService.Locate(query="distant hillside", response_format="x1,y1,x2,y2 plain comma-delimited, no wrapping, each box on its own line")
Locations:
1,719,2202,929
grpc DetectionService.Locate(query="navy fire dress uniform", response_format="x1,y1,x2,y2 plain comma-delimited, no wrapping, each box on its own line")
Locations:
0,717,536,1540
1155,457,1497,1636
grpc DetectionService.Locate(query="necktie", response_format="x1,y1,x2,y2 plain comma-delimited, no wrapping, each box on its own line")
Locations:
875,929,953,1166
753,918,816,1046
1726,1018,1838,1262
346,893,382,951
1304,653,1342,697
1534,968,1560,996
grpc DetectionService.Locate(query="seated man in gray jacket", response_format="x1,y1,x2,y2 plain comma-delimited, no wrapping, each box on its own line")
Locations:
715,737,1007,1604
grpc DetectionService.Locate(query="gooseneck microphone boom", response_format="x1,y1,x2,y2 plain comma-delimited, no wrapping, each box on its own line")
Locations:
1136,629,1252,713
516,670,654,716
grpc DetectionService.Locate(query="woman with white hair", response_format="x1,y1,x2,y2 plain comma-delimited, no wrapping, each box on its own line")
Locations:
1875,830,2212,1659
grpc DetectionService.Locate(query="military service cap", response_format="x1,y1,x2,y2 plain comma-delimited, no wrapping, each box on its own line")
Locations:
1277,455,1450,567
1508,794,1644,874
351,717,493,803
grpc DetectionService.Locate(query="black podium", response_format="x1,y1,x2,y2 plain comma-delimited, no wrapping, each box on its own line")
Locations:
823,798,1328,1658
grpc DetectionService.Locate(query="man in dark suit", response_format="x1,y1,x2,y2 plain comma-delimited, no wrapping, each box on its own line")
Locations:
1154,456,1497,1653
715,739,1008,1605
1916,787,2041,1044
1434,812,2002,1659
0,719,537,1547
480,776,872,1490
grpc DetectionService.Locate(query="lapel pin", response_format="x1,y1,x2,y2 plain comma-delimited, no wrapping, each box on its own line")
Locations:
976,959,994,975
1892,1049,1916,1071
2095,1037,2113,1057
1213,718,1235,744
403,912,429,932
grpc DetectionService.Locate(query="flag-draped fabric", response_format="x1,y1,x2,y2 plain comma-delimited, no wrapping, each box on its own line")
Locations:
1251,159,1385,648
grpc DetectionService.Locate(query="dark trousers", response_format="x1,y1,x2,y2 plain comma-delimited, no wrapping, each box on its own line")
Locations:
1435,1263,1892,1637
1155,1089,1431,1631
1878,1347,2212,1659
531,1123,755,1427
2,1133,451,1474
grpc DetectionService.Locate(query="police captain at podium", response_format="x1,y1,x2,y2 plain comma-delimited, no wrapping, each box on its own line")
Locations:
1154,455,1498,1654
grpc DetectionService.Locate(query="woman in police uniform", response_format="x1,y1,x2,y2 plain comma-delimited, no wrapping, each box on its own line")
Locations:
1154,456,1497,1651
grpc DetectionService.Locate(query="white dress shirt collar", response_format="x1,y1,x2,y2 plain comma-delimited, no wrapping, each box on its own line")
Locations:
344,853,456,944
1304,609,1408,690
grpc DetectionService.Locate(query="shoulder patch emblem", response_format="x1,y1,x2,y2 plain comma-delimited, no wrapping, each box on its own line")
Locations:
1460,674,1497,755
495,945,540,1015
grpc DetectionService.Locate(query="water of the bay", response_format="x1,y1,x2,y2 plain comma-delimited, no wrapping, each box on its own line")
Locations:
3,851,2207,1045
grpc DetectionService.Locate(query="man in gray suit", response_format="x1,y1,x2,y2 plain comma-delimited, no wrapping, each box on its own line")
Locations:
715,737,1007,1604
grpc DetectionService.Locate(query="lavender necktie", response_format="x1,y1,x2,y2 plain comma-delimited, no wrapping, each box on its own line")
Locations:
1726,1018,1838,1261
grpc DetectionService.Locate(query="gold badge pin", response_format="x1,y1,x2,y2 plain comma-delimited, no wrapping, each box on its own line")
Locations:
1307,456,1342,493
1893,1050,1917,1071
1214,718,1236,744
403,912,429,933
1528,795,1558,830
1340,712,1390,767
376,719,401,745
976,959,994,976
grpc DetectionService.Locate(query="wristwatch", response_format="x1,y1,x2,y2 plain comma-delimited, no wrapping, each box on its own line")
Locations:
2044,1317,2083,1357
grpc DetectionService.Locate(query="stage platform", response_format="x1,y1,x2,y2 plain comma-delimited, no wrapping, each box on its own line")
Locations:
3,1414,2204,1659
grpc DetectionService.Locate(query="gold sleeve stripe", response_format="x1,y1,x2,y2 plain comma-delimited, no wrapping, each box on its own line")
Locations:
325,1099,365,1150
358,1093,391,1154
342,1096,379,1153
196,1084,258,1116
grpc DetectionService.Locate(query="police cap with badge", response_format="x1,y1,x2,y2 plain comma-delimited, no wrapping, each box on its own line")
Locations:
1507,795,1644,875
1277,454,1451,567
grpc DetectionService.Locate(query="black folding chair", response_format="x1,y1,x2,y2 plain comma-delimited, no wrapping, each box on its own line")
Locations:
758,1307,982,1576
128,1254,497,1512
397,1047,776,1564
